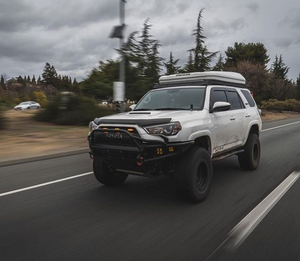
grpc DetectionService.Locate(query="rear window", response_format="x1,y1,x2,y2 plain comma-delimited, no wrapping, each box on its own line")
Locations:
241,90,256,107
226,91,244,110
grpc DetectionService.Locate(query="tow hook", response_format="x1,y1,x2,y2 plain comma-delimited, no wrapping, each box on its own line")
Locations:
137,156,144,166
89,152,94,160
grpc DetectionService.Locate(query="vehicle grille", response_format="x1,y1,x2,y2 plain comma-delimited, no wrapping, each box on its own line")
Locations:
92,127,140,147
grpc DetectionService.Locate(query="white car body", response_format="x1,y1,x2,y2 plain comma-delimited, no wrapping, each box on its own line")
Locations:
88,71,262,202
14,101,41,110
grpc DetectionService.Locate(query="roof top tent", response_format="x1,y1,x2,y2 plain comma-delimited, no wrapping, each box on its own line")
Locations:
155,71,246,88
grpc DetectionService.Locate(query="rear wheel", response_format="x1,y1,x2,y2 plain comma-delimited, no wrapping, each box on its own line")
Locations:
93,158,128,186
176,147,213,202
238,133,261,170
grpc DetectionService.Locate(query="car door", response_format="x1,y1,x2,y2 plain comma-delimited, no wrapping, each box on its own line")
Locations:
225,89,246,147
209,88,237,154
30,102,37,108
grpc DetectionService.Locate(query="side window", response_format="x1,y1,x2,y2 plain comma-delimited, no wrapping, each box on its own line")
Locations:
210,90,227,109
241,90,256,107
226,91,244,110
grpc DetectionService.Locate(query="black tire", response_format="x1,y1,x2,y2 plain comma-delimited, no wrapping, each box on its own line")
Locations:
93,158,128,186
176,147,213,202
238,133,261,170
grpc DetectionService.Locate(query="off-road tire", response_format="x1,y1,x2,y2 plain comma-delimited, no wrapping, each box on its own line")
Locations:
93,158,128,186
238,133,261,170
176,147,213,202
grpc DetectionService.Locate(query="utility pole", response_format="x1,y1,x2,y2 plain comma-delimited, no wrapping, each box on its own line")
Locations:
109,0,126,112
120,0,126,112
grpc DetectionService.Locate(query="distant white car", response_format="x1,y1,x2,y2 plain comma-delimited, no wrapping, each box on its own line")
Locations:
14,101,41,110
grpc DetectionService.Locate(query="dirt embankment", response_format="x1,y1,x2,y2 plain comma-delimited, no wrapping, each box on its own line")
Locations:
0,109,300,163
0,110,88,162
260,110,300,122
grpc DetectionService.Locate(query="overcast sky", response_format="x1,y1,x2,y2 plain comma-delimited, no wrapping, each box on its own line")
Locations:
0,0,300,82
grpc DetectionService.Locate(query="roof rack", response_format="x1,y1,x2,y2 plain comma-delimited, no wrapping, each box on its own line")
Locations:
155,71,246,89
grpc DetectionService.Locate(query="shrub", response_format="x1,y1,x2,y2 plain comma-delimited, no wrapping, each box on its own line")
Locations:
35,94,115,125
261,99,300,112
35,99,60,122
31,91,48,107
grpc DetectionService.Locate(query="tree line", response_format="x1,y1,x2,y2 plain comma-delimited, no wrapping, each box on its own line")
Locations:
1,9,300,107
0,62,80,106
80,9,300,104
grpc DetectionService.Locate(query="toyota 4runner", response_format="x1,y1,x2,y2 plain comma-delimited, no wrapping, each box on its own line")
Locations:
88,71,262,202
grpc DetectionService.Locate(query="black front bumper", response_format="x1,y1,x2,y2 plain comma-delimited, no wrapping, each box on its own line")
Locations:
88,128,193,176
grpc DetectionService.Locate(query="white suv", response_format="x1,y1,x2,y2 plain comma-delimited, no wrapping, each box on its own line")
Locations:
88,71,262,202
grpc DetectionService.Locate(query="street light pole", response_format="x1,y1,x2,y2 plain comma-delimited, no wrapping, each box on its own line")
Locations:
109,0,126,112
120,0,126,112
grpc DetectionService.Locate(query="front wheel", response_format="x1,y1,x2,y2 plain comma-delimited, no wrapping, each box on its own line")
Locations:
176,147,213,202
93,158,128,186
238,133,261,170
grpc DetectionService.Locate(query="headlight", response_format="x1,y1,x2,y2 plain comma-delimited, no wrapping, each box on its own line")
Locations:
88,121,98,132
144,122,182,136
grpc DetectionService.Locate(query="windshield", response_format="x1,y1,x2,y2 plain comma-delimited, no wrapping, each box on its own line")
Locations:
134,87,206,111
20,102,30,105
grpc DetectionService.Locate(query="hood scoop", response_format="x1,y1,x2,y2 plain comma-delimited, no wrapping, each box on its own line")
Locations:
129,112,151,114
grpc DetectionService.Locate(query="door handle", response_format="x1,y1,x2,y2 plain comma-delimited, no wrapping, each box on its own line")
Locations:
245,114,250,118
230,117,236,121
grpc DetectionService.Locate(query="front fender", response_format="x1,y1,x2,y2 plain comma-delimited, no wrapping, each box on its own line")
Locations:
189,130,214,156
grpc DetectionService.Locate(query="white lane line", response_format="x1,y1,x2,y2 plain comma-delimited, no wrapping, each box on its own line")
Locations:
0,172,93,197
225,171,300,251
262,120,300,132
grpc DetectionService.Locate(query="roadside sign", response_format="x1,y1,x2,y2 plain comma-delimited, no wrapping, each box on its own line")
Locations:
113,81,125,102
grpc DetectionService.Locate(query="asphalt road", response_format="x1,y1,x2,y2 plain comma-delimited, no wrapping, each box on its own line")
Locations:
1,117,300,261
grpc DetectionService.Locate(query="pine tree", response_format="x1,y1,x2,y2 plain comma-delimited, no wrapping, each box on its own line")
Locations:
184,50,195,72
213,54,225,71
37,76,42,85
191,9,218,72
225,42,270,68
32,75,36,85
164,52,180,75
139,19,154,75
42,62,58,87
145,41,164,82
17,75,23,83
72,78,80,93
0,75,4,88
271,54,289,81
121,18,163,87
122,32,140,65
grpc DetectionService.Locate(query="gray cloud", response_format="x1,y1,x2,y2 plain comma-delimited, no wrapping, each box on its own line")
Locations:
246,2,259,13
0,0,300,81
127,0,190,19
291,8,300,28
205,18,248,39
0,0,118,32
273,38,296,49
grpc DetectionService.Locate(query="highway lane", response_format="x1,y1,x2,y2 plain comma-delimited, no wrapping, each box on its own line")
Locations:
1,117,300,260
229,171,300,261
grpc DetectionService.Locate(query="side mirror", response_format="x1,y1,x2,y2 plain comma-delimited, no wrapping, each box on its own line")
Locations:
212,101,231,113
129,104,136,110
258,108,262,115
